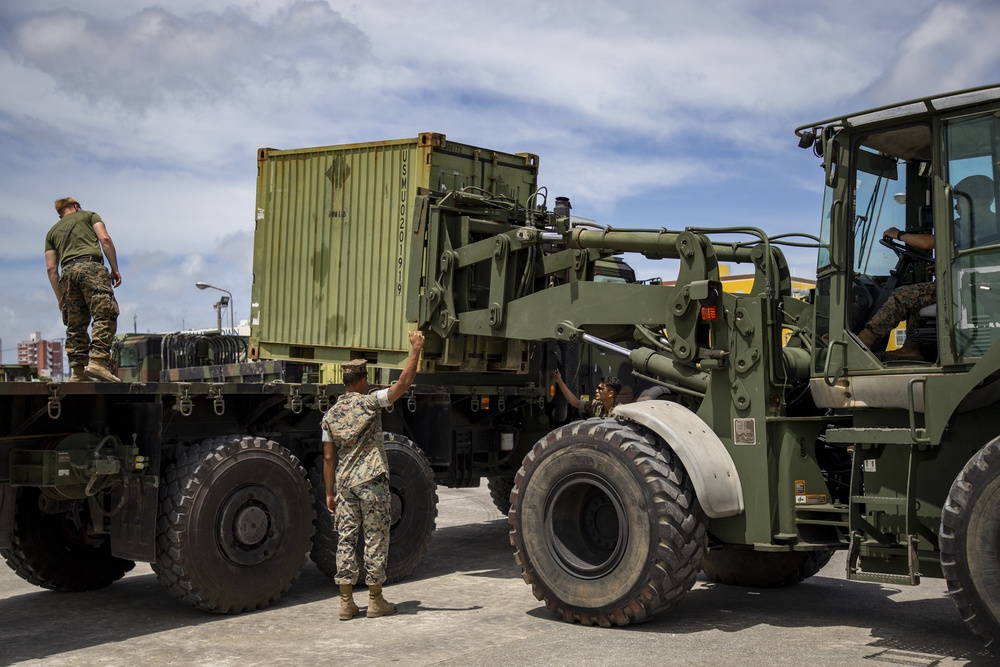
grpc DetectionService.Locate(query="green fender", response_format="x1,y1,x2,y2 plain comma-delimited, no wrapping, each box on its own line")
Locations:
613,401,744,519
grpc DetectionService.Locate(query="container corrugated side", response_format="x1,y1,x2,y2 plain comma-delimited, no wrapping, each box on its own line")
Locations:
249,133,538,366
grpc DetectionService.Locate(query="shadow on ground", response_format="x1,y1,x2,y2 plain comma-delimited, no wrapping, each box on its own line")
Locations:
0,515,516,666
523,569,993,665
2,507,991,666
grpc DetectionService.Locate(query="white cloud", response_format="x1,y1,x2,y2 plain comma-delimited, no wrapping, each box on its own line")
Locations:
6,2,368,114
869,0,1000,100
1,0,998,356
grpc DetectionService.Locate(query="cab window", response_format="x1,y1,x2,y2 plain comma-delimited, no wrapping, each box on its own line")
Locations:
945,113,1000,359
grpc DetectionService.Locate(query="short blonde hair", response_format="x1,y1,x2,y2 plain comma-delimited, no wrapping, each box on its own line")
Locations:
54,197,80,215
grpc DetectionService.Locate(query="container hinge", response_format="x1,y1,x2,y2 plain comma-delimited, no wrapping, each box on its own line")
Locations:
173,386,194,417
47,385,62,420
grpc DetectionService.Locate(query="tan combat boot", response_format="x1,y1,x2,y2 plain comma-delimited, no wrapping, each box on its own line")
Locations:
880,339,924,362
367,584,397,618
339,584,359,621
67,366,88,382
858,328,878,350
85,360,122,383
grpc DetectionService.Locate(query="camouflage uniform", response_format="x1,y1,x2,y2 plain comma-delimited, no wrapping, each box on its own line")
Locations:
321,389,392,586
865,281,935,340
45,209,119,368
58,262,119,367
580,399,615,418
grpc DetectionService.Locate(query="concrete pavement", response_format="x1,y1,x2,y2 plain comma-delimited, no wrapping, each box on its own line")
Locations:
0,485,993,666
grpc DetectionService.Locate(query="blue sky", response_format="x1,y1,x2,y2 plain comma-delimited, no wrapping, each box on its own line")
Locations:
2,0,999,364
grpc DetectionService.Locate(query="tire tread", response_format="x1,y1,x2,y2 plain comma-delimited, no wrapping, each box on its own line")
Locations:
509,419,706,626
940,439,1000,653
151,436,313,613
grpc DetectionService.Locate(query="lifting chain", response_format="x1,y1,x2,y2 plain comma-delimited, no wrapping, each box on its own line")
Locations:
407,391,417,413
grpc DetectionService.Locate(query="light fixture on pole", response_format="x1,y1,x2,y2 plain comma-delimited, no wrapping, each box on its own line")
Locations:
195,282,235,333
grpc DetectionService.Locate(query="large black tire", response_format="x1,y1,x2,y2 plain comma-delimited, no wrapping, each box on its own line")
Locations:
309,432,437,584
940,437,1000,655
0,487,135,591
509,420,706,627
487,476,514,515
702,547,834,587
152,436,315,613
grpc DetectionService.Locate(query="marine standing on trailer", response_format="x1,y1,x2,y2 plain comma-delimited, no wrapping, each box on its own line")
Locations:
552,369,621,418
44,197,122,382
321,330,424,620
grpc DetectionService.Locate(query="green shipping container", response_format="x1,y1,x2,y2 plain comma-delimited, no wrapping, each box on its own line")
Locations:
249,133,539,367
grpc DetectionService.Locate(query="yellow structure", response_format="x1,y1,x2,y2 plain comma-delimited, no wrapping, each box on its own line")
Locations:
664,268,904,350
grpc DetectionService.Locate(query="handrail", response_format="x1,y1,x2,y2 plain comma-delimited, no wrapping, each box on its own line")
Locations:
824,340,848,387
907,377,930,444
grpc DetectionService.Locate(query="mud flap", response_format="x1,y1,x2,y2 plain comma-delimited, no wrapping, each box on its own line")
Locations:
110,475,159,562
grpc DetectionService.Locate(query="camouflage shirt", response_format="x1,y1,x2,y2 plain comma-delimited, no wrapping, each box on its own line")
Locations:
580,400,615,419
321,389,391,489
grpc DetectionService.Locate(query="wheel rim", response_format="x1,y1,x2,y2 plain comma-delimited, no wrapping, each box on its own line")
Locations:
543,471,628,579
389,485,403,528
217,485,281,566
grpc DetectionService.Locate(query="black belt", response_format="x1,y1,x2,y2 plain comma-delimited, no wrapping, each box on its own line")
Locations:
62,256,103,268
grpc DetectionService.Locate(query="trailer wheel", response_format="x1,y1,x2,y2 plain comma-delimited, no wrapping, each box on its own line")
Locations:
509,420,706,626
702,547,834,587
940,437,1000,655
487,476,514,515
309,432,437,583
153,436,314,613
0,487,135,591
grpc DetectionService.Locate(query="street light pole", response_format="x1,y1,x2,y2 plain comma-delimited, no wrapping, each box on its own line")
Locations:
195,282,235,333
212,297,227,332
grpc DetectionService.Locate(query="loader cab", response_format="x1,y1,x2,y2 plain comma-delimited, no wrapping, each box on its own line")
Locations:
809,87,1000,391
841,124,936,362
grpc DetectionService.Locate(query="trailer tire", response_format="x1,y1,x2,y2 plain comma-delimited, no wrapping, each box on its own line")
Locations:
0,487,135,591
702,547,834,587
153,436,314,613
487,476,514,515
509,420,706,626
940,437,1000,655
309,433,437,583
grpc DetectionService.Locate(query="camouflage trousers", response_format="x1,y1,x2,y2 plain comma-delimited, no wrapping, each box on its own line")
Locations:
866,282,936,339
334,474,391,586
59,261,119,368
